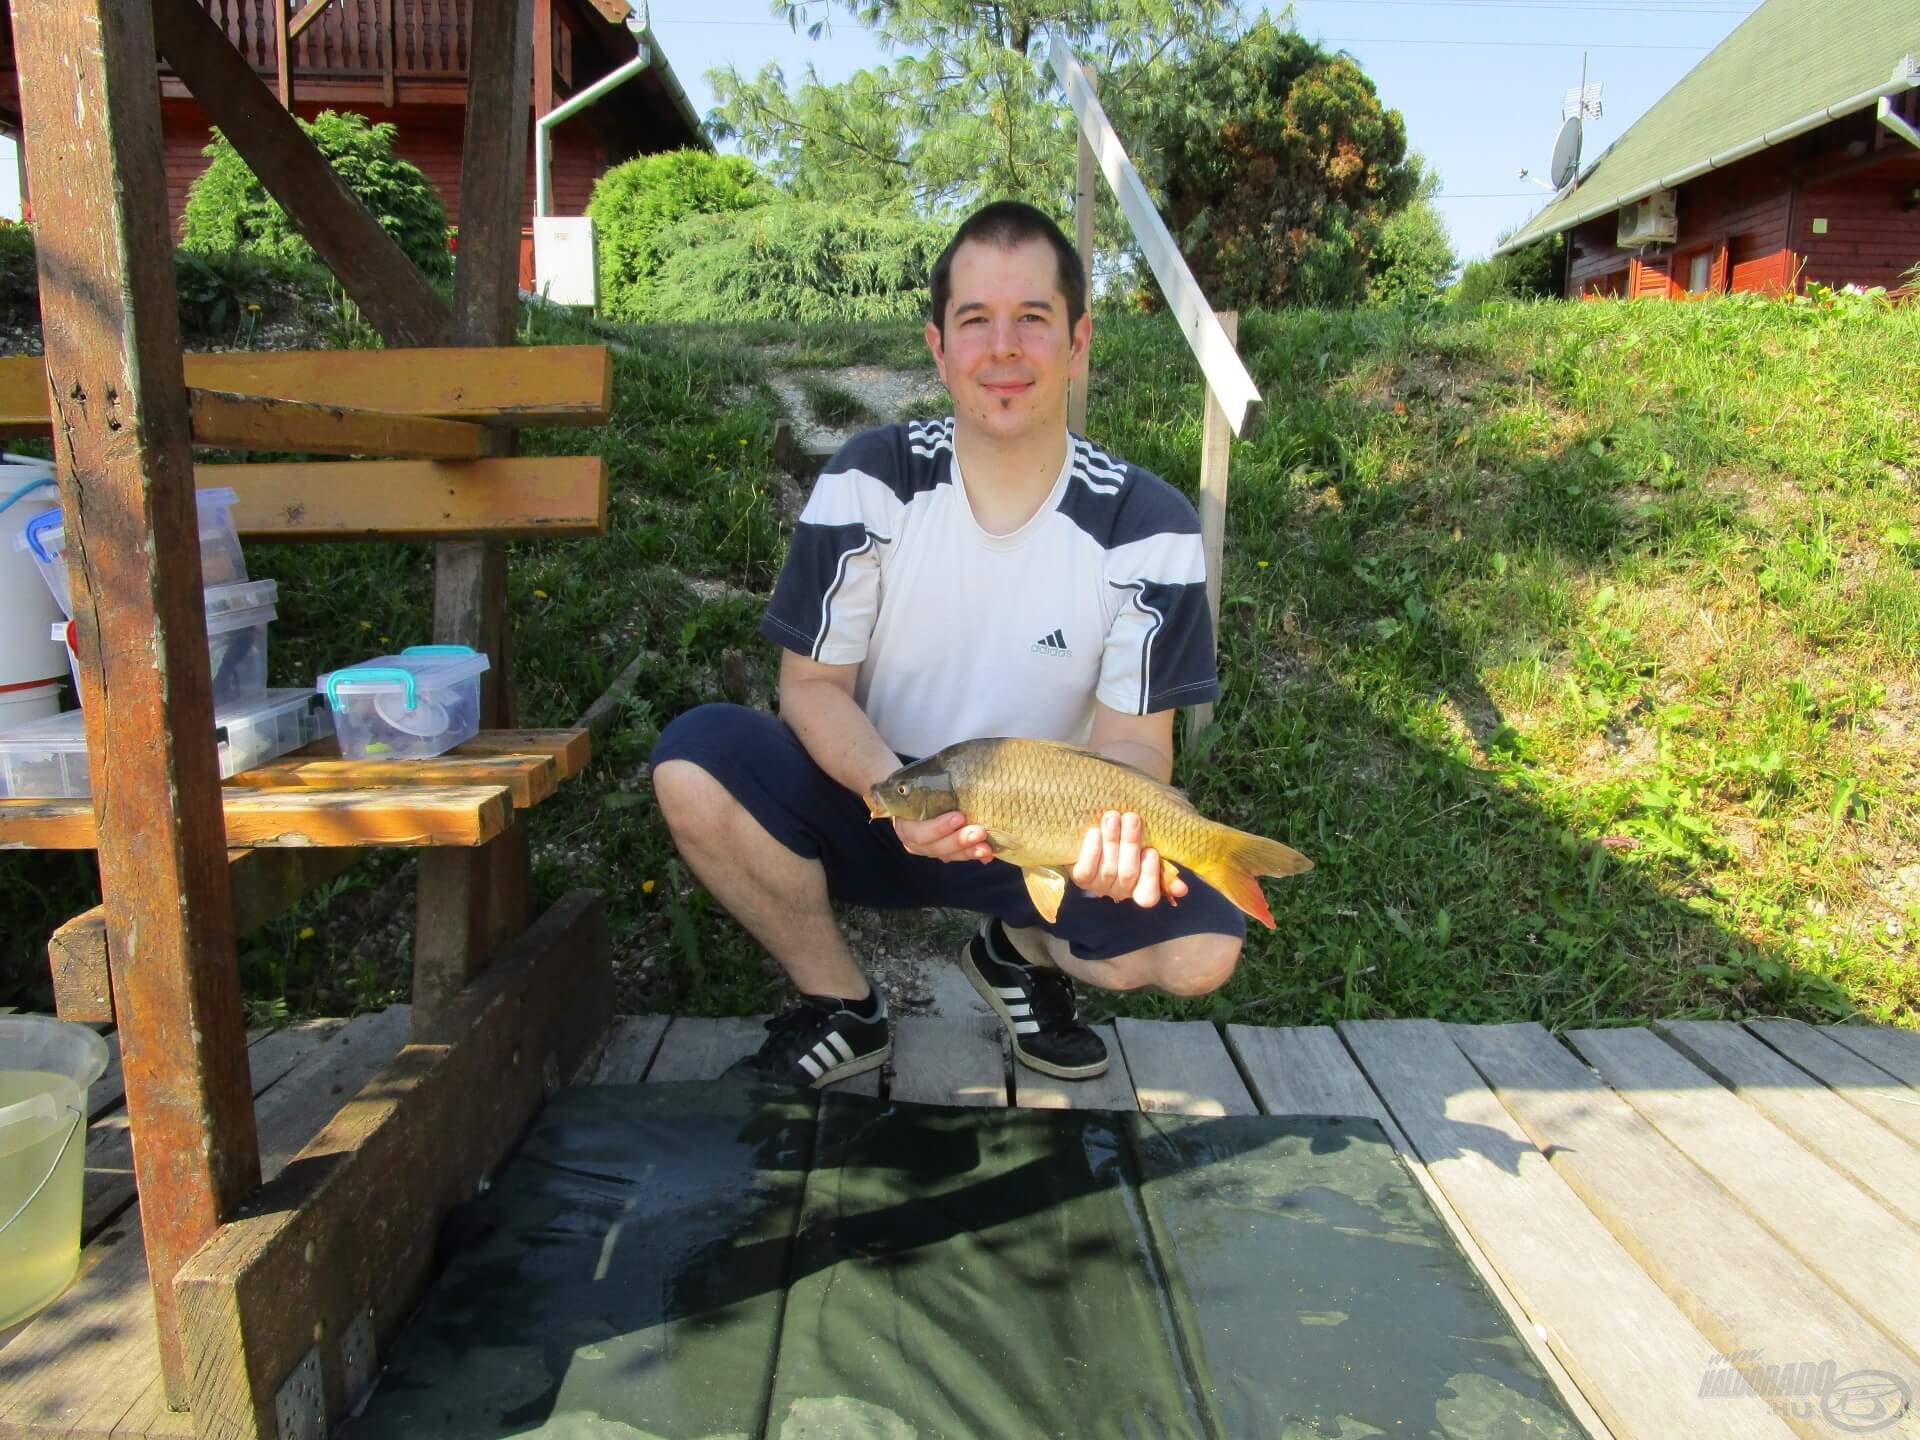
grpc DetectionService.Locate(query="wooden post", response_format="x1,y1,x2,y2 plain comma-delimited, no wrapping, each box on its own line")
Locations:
12,0,261,1406
275,0,294,108
1185,309,1236,746
412,0,537,1030
1069,67,1096,437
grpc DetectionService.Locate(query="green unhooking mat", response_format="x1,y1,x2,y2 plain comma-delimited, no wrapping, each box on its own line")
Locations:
344,1084,1584,1440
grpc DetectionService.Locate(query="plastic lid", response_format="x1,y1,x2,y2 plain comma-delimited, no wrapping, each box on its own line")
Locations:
212,688,327,744
318,647,489,713
204,579,277,619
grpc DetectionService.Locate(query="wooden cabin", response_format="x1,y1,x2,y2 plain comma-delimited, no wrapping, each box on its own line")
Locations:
0,0,708,287
1500,0,1920,300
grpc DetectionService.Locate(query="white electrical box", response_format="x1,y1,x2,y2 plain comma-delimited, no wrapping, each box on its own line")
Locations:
534,216,597,307
1616,190,1678,249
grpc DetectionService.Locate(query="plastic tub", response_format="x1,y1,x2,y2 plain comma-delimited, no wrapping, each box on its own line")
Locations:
15,486,246,618
319,645,491,760
0,687,328,798
1,462,65,698
0,1015,109,1328
204,579,278,708
0,682,60,732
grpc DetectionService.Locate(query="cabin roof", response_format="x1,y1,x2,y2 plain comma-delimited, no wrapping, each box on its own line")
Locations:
1496,0,1920,255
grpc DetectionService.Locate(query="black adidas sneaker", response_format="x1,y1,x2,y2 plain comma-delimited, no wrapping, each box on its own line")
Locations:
961,919,1109,1079
723,993,891,1089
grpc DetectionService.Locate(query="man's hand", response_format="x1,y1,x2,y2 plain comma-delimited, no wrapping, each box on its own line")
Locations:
1071,810,1189,909
895,813,996,864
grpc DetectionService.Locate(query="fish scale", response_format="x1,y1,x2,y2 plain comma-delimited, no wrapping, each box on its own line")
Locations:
869,737,1312,928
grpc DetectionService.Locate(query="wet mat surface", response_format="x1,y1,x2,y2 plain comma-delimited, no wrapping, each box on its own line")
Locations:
347,1084,1585,1440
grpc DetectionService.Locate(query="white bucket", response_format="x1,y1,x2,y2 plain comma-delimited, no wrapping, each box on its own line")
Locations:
1,460,65,700
0,682,60,732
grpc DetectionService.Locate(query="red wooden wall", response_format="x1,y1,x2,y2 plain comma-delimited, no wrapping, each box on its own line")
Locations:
1796,173,1920,291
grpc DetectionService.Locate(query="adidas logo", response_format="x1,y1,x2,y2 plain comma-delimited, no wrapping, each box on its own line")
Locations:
1030,628,1072,657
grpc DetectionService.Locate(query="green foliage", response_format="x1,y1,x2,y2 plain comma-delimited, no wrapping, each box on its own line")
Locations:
1367,166,1455,306
0,221,39,329
799,376,878,427
1453,230,1566,306
181,111,451,281
1127,18,1420,309
709,0,1238,221
638,203,946,324
586,149,775,322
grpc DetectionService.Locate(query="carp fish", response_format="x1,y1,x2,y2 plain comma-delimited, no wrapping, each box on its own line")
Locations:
865,737,1311,928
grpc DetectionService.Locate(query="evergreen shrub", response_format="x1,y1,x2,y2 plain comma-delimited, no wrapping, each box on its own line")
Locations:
586,149,773,320
637,203,945,324
181,111,451,281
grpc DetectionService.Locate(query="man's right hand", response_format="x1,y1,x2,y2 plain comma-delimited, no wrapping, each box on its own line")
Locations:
894,812,996,864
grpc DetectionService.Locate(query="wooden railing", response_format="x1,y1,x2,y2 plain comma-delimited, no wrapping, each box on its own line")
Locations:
193,0,472,81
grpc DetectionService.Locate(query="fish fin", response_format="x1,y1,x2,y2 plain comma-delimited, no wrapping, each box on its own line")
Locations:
1160,857,1182,907
1189,828,1312,931
1021,866,1068,924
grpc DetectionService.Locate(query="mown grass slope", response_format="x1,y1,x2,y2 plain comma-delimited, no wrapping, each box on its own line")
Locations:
3,295,1913,1031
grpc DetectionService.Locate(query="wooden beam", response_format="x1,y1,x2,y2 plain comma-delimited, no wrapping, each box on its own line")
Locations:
415,0,540,1037
12,0,261,1406
0,347,616,433
150,0,451,348
174,891,611,1440
274,0,294,109
297,727,593,778
237,750,561,811
209,454,607,542
0,784,514,850
288,0,341,41
188,389,492,459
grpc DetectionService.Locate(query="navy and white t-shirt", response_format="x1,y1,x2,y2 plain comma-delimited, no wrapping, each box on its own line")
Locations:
760,418,1219,758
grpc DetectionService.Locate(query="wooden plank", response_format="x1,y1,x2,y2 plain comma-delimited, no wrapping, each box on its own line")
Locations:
14,0,262,1405
297,728,591,778
1451,1023,1920,1436
150,0,451,348
1661,1020,1920,1227
0,349,616,435
288,0,341,41
890,1014,1006,1107
175,892,610,1440
452,0,535,349
1113,1018,1256,1115
1012,1023,1137,1110
0,785,513,851
1569,1026,1920,1360
1824,1025,1920,1087
188,389,491,459
1185,309,1236,743
48,913,113,1024
1747,1018,1920,1149
234,750,558,811
1343,1019,1789,1440
1047,36,1261,435
645,1016,769,1082
1225,1023,1618,1440
210,455,608,543
0,1011,409,1440
588,1015,670,1084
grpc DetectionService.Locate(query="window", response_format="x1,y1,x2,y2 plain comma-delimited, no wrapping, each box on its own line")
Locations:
1687,249,1714,294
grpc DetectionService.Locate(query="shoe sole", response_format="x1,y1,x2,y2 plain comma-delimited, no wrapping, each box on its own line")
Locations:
812,1042,891,1089
961,945,1110,1080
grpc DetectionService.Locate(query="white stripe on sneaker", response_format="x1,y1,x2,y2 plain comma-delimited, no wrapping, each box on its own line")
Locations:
1007,1003,1032,1017
799,1053,825,1079
1014,1020,1041,1034
811,1039,840,1070
995,985,1027,1000
827,1031,856,1063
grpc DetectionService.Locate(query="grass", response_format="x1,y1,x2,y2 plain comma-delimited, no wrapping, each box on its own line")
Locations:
797,376,879,428
2,291,1915,1032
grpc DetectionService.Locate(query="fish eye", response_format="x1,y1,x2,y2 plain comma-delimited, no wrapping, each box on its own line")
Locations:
896,783,910,796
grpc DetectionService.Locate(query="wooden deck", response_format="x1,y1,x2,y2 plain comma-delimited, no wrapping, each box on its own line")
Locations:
5,1011,1917,1439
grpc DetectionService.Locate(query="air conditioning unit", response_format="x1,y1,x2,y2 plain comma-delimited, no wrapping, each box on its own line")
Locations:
1617,190,1678,248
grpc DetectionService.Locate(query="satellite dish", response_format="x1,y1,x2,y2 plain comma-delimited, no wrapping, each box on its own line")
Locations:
1550,116,1583,190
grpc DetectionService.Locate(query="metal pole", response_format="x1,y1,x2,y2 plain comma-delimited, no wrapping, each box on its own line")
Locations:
536,48,651,217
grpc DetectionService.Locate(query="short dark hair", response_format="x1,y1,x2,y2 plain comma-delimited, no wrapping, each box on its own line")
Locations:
928,200,1087,336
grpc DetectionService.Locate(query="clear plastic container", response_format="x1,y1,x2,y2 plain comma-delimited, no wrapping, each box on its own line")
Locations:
318,645,491,760
14,487,246,618
0,687,332,798
204,579,277,708
49,580,277,709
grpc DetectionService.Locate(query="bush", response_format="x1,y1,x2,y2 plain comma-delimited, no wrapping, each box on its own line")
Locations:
637,203,946,325
586,150,773,321
0,221,38,329
1368,199,1455,306
181,111,451,281
1452,232,1566,306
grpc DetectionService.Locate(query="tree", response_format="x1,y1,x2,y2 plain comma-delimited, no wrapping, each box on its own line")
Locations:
181,111,451,281
707,0,1242,220
1124,18,1419,309
1451,227,1566,305
1366,158,1454,305
586,149,775,320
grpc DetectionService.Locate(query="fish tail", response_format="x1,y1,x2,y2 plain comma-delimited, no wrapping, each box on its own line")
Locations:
1189,825,1313,931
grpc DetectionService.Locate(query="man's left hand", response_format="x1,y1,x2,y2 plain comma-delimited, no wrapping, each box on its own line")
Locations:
1070,810,1189,908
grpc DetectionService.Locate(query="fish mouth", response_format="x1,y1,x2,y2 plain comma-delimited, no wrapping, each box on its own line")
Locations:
864,788,889,821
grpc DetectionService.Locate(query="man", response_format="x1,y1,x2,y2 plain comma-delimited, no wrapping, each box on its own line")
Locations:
649,200,1244,1089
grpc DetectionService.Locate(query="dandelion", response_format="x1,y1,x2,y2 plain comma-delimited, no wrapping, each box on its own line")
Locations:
359,620,373,630
246,303,262,312
642,879,656,894
298,926,316,940
379,635,389,644
738,438,748,446
533,588,548,599
1256,560,1269,569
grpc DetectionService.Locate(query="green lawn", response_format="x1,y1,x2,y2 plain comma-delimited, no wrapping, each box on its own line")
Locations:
3,293,1914,1032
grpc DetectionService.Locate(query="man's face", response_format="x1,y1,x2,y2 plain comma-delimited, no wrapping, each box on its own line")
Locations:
926,235,1090,446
